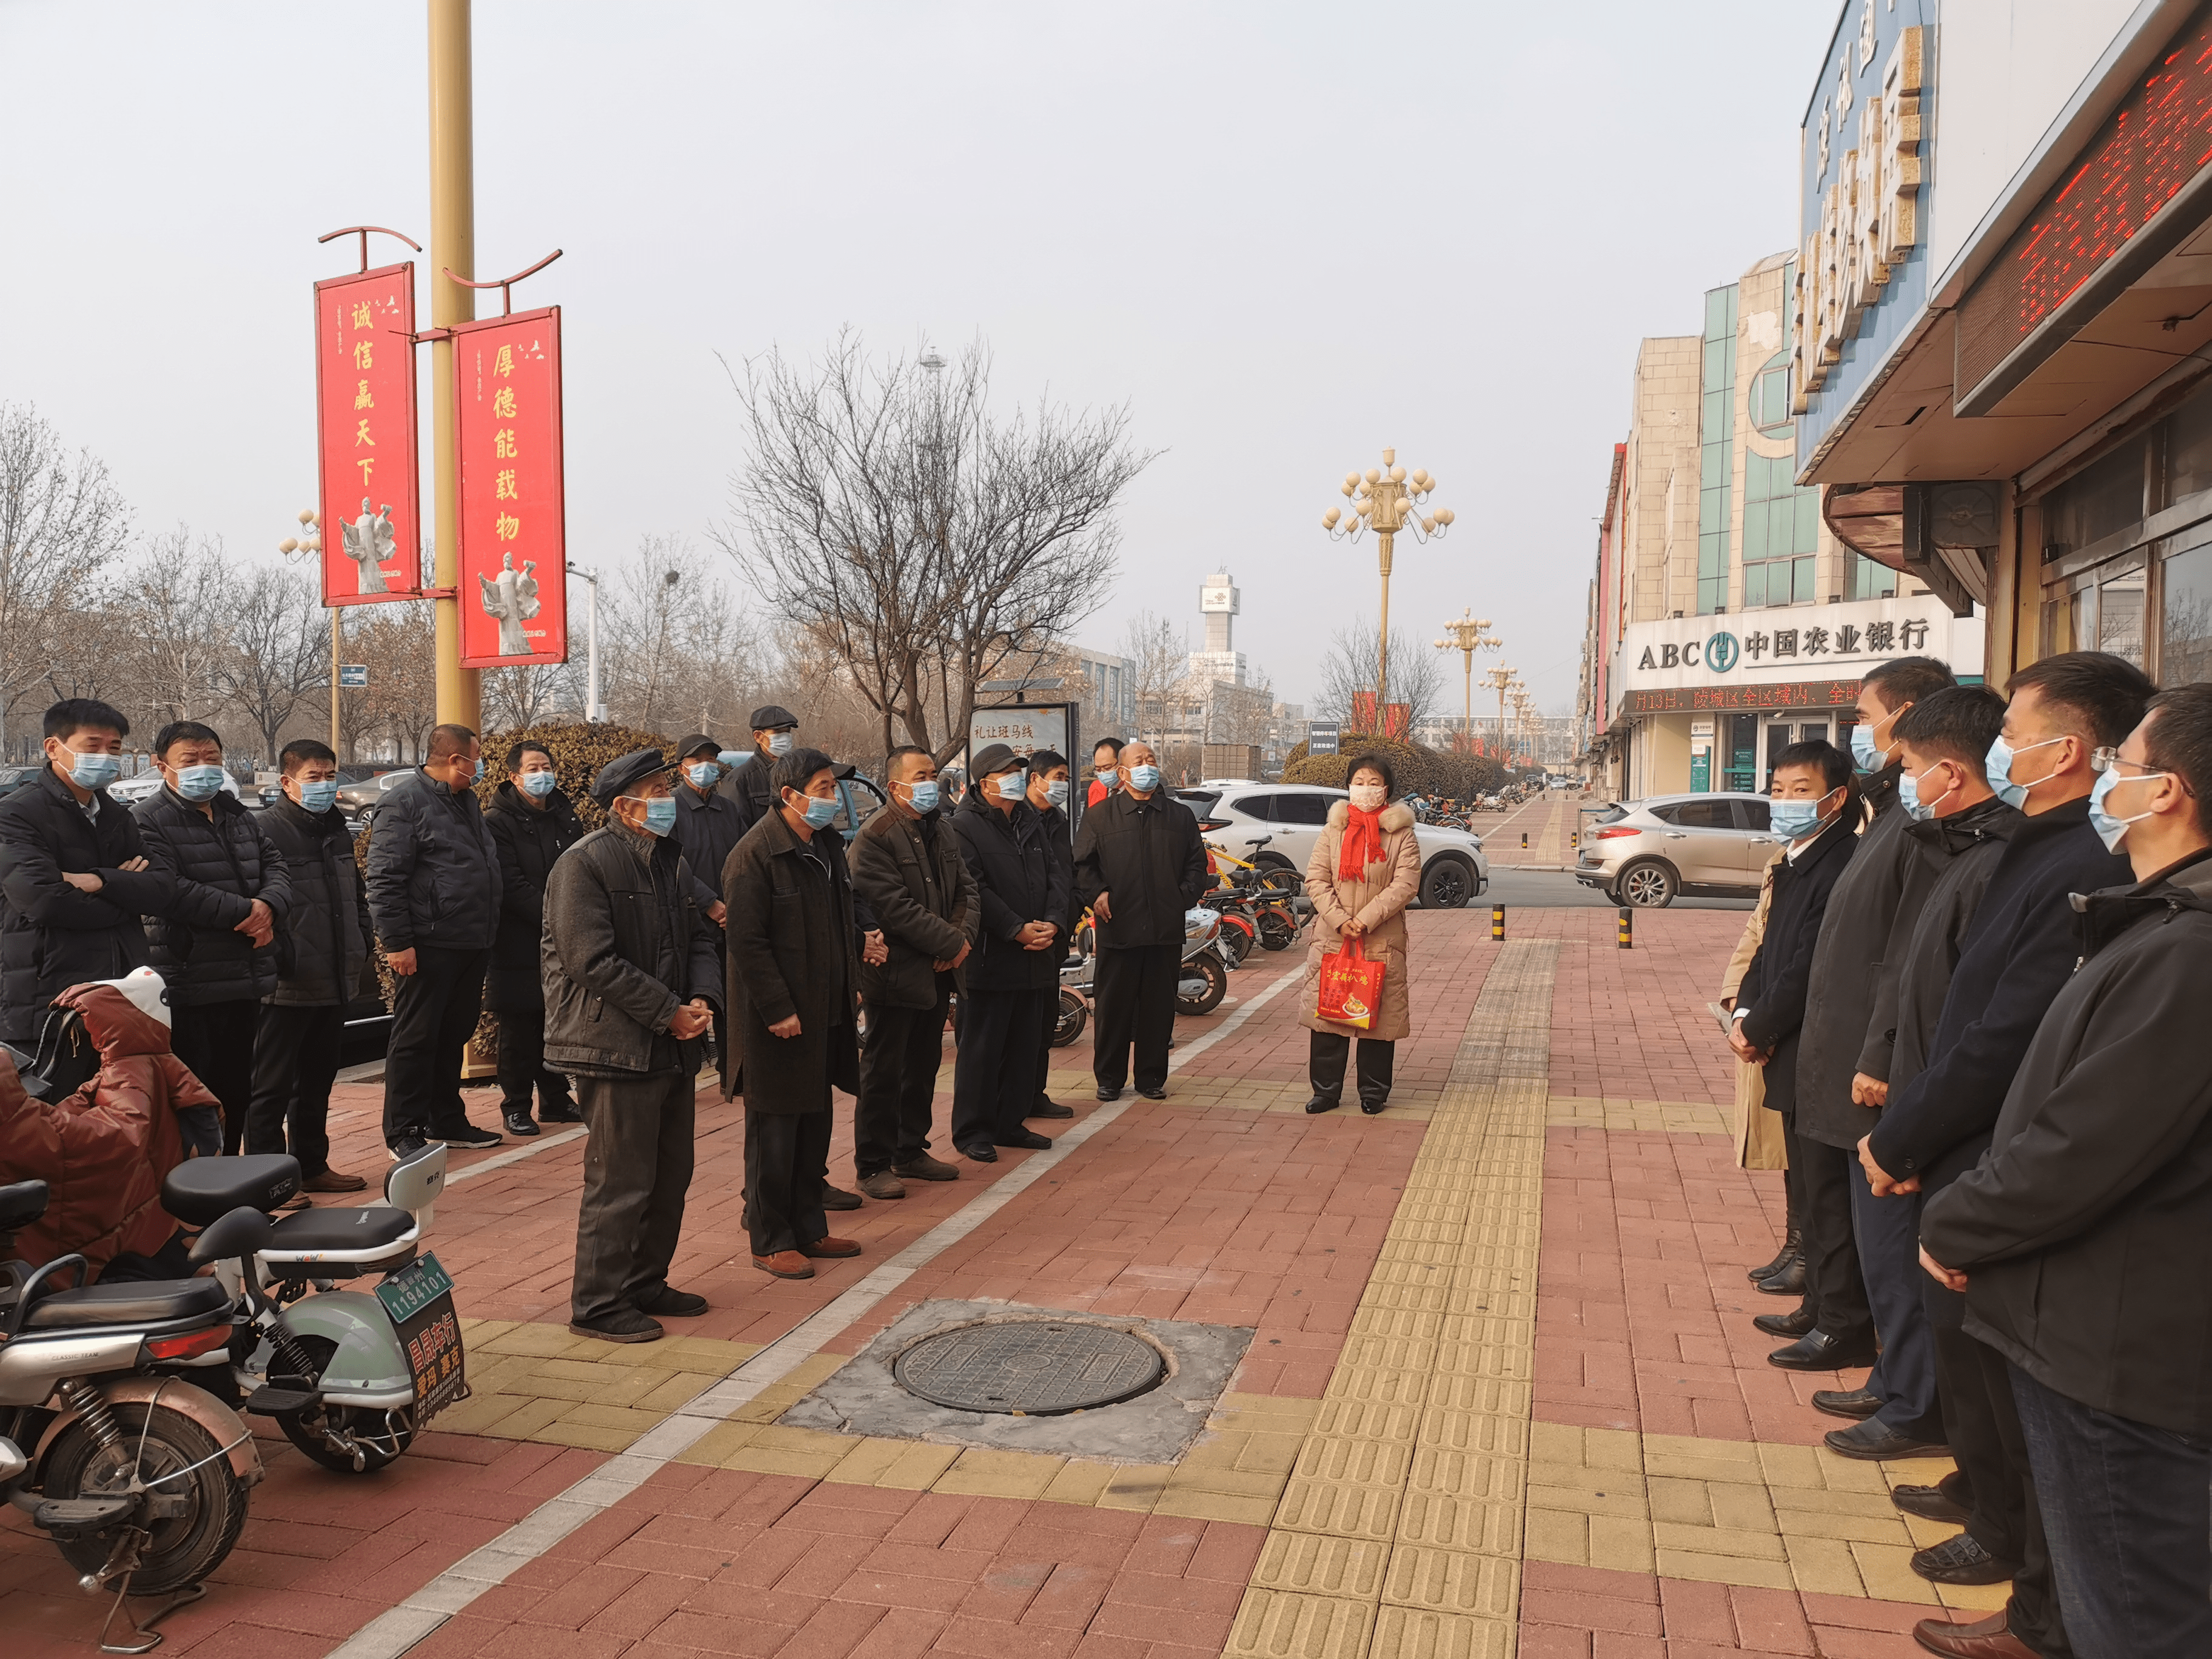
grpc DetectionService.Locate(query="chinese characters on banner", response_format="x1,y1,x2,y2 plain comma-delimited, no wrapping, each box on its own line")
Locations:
451,308,568,667
313,265,420,604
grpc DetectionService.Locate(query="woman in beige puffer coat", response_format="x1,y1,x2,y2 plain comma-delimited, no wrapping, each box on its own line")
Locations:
1299,754,1421,1113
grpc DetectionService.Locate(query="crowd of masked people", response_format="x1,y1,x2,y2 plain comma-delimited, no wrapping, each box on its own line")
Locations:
1719,652,2212,1659
0,698,1208,1349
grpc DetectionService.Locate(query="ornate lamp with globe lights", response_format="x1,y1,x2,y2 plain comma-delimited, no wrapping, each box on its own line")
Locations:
1321,447,1453,719
1434,611,1500,756
277,509,344,752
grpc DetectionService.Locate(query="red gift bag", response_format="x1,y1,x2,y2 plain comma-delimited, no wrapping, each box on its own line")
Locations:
1316,936,1385,1030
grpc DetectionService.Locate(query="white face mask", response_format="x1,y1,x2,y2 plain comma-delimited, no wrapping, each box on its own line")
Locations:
1349,782,1387,811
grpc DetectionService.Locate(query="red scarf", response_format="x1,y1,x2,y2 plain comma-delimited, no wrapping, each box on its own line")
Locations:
1339,803,1387,881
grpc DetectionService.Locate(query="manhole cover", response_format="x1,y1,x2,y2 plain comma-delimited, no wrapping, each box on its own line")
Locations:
893,1321,1165,1415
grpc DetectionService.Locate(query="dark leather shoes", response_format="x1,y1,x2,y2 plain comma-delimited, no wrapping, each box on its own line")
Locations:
958,1142,997,1163
638,1285,708,1317
820,1184,863,1210
799,1235,862,1259
1138,1087,1166,1101
1095,1085,1122,1101
1812,1387,1884,1419
1305,1096,1341,1114
1911,1609,2038,1658
993,1130,1052,1150
1027,1098,1075,1119
1754,1305,1817,1338
1748,1233,1800,1281
1767,1329,1879,1371
1911,1530,2017,1585
1757,1256,1809,1295
1892,1478,1972,1524
1825,1419,1948,1461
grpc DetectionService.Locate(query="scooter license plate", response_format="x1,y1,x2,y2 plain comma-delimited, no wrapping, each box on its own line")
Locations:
377,1251,466,1421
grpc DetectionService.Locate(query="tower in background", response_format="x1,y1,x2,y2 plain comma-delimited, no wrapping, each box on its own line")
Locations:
1191,571,1245,686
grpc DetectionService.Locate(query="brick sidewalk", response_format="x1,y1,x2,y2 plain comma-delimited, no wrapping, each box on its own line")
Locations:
1,908,1992,1659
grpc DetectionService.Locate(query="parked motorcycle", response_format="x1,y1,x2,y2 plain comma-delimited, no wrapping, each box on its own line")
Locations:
1056,907,1228,1024
1,1178,261,1651
158,1145,463,1474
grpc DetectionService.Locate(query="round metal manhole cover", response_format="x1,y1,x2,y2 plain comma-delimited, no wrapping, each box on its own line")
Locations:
893,1321,1165,1415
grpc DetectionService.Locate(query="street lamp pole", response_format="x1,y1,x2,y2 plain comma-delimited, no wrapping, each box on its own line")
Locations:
429,0,479,732
566,562,605,721
1322,448,1453,726
1481,663,1515,765
1433,610,1500,756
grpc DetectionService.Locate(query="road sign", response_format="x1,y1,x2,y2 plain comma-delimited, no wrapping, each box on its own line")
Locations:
1307,720,1341,756
338,664,369,688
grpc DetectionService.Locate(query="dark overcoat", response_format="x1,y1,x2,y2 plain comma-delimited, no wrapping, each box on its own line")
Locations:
720,804,861,1110
850,805,977,1010
483,781,585,1011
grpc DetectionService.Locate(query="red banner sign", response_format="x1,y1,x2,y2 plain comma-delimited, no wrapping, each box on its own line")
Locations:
314,265,421,604
452,308,568,668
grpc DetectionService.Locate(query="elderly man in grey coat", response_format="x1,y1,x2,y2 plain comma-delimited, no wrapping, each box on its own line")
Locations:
544,748,722,1344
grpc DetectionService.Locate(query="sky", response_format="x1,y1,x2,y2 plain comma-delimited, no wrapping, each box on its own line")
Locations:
0,1,1846,717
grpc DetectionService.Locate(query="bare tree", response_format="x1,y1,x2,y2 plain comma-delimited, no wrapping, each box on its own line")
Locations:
1314,620,1444,736
352,603,438,761
218,563,326,765
720,332,1150,763
0,405,130,747
483,662,577,732
1119,609,1188,745
129,529,232,729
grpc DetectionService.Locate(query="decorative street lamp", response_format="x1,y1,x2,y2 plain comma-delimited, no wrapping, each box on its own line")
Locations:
1433,610,1500,757
276,508,344,754
1322,447,1452,720
1481,663,1516,763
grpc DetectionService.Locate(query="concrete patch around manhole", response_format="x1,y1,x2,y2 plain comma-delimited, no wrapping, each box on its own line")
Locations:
780,1298,1254,1464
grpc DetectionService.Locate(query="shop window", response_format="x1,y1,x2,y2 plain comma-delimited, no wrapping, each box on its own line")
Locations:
2099,567,2147,666
2165,540,2212,683
2043,439,2148,558
1749,354,1792,435
1723,712,1758,793
2166,379,2212,503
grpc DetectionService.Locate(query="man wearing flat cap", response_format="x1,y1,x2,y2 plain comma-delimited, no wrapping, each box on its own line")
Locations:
543,748,723,1344
665,734,744,1089
719,704,800,836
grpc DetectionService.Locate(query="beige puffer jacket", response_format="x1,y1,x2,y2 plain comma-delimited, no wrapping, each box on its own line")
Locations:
1299,800,1421,1042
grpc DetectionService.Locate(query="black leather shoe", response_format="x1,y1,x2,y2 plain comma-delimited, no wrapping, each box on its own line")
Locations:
959,1142,997,1162
1138,1087,1166,1101
1910,1531,2018,1585
1027,1098,1075,1119
993,1129,1052,1150
1305,1096,1341,1114
538,1102,583,1124
1812,1387,1883,1420
1754,1305,1817,1338
1892,1480,1972,1524
1095,1086,1122,1101
820,1184,863,1210
638,1285,708,1317
1825,1419,1948,1461
1767,1329,1879,1371
1757,1256,1809,1295
503,1113,541,1138
1748,1232,1801,1281
1358,1098,1387,1114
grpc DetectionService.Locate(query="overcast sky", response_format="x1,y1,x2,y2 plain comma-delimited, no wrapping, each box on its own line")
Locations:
1,1,1843,717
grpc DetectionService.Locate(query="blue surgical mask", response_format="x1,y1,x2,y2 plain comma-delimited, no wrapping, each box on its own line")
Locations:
1096,766,1118,788
64,748,121,791
298,779,340,813
994,770,1027,801
1769,797,1825,840
1899,766,1955,823
717,749,744,768
2088,765,2168,852
625,796,678,836
1985,734,2064,809
520,770,558,797
1128,763,1161,792
174,764,226,803
767,731,796,757
1045,779,1070,808
1849,723,1880,773
796,791,840,830
686,762,720,789
904,780,940,815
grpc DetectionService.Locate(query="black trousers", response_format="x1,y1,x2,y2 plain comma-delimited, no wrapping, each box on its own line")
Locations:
1930,1305,2071,1658
743,1108,831,1257
571,1070,696,1324
171,999,260,1157
1794,1132,1874,1344
1851,1159,1939,1436
1036,985,1061,1104
952,986,1045,1150
382,945,489,1145
1092,940,1180,1093
246,1004,341,1178
1309,1030,1394,1105
494,1003,573,1119
854,986,950,1176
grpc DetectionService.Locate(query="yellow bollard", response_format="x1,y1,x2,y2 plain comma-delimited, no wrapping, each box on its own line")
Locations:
1618,907,1633,949
1520,831,1528,848
1492,905,1506,942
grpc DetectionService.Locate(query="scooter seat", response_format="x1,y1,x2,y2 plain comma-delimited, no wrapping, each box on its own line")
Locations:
259,1205,415,1259
162,1155,302,1224
21,1277,230,1330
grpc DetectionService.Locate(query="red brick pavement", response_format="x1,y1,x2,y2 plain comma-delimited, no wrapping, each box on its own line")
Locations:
1519,1561,1929,1659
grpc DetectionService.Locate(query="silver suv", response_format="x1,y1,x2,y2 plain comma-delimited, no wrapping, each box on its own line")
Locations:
1574,791,1777,907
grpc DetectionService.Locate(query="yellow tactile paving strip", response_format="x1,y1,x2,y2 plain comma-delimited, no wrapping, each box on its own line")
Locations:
1543,1096,1731,1135
1225,939,1557,1659
1525,1423,2006,1615
438,1319,762,1452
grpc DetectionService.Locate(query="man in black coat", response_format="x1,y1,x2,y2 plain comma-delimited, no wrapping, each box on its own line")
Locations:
247,739,372,1196
950,745,1068,1162
1865,652,2148,1659
1920,683,2212,1659
484,741,586,1136
366,722,503,1158
1812,687,2016,1464
135,720,292,1158
543,749,721,1344
1072,739,1207,1101
1730,741,1857,1346
849,745,977,1198
1778,655,1956,1376
723,746,866,1279
0,699,171,1048
666,734,743,1087
1025,748,1078,1116
717,703,799,834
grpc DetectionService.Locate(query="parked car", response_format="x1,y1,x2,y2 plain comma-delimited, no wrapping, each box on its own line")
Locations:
1178,782,1489,909
334,766,401,817
0,766,42,800
106,770,244,806
1573,791,1777,907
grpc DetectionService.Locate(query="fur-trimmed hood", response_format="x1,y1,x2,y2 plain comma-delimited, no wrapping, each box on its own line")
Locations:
1326,800,1416,833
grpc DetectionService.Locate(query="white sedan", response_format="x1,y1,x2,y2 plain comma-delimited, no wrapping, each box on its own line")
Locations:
1179,782,1489,909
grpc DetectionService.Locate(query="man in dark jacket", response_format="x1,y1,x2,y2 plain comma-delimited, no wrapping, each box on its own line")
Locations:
1730,741,1857,1346
950,745,1068,1162
246,739,371,1195
135,720,292,1158
366,723,503,1158
849,745,977,1198
484,741,585,1136
1025,748,1078,1116
543,749,721,1344
1810,687,2015,1464
1777,655,1956,1375
666,734,742,1086
723,746,865,1279
0,699,171,1048
1921,683,2212,1659
1866,652,2148,1659
717,703,799,834
1072,738,1207,1101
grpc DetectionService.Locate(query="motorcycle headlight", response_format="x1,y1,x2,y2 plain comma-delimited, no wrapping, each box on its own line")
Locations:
1185,908,1220,942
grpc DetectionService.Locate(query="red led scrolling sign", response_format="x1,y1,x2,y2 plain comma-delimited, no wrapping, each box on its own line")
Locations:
313,266,421,604
1957,8,2212,414
1624,681,1862,716
451,307,569,669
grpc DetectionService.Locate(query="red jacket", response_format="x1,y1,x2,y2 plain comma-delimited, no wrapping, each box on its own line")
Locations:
0,982,218,1275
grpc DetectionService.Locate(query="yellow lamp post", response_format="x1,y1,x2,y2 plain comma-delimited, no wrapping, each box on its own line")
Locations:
1433,610,1500,756
1321,447,1452,719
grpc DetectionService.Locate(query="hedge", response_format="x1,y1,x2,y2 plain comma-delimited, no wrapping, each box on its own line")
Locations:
1279,734,1507,802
